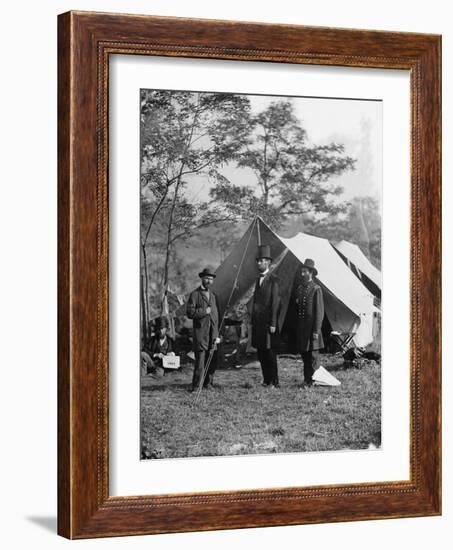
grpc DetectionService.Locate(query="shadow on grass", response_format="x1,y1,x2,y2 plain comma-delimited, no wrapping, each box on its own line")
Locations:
141,383,191,393
326,362,380,373
324,363,348,372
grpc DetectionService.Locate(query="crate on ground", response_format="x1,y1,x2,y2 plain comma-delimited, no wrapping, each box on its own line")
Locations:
162,355,180,370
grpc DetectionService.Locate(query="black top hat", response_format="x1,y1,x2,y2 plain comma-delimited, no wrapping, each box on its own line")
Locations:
154,316,170,329
198,267,216,279
301,258,318,277
256,244,272,261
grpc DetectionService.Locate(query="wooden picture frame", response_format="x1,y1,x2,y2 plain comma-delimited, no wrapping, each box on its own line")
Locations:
58,10,441,539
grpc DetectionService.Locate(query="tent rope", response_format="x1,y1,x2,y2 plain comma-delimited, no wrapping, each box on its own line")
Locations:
192,217,258,405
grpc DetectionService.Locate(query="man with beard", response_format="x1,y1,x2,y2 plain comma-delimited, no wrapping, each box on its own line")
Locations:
186,267,220,391
251,245,280,388
292,259,325,386
141,316,175,377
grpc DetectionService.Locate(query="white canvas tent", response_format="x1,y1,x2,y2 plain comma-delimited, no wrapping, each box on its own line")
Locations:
333,240,382,299
208,218,377,348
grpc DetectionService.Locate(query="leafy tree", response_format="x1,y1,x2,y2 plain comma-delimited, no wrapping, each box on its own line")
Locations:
211,100,356,229
140,90,251,320
304,196,381,269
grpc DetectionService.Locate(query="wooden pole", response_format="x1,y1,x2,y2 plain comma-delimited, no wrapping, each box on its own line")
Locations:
140,274,147,345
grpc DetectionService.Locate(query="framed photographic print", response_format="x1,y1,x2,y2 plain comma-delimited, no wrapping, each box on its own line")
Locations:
58,11,441,539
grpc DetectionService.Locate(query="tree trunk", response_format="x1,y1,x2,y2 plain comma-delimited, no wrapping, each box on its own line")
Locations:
351,198,370,258
162,197,177,309
140,274,148,346
161,99,199,307
141,243,150,333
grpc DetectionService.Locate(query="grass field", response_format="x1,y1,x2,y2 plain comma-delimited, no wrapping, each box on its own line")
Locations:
140,354,381,460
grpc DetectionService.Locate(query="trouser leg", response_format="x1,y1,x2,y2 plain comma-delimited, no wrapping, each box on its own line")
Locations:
301,351,313,384
141,351,155,375
258,348,277,385
264,349,279,386
268,349,279,386
202,324,217,387
192,350,206,390
301,350,319,384
204,350,217,387
312,350,320,376
257,348,270,384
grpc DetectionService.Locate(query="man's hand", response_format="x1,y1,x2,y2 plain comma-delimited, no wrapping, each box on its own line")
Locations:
269,326,276,334
215,337,221,344
312,333,319,340
206,306,211,314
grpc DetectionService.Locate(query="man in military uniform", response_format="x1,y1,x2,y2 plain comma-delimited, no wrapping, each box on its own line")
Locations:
292,259,325,386
251,245,281,388
186,267,220,391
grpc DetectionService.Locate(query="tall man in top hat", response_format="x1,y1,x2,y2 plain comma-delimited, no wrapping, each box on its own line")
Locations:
251,245,281,387
186,267,220,391
292,259,325,386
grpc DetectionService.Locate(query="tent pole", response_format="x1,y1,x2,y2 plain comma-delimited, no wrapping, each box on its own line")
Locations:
256,216,261,246
193,217,258,405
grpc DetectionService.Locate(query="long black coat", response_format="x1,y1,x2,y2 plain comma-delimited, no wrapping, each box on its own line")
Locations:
293,279,325,352
186,287,219,351
251,273,280,350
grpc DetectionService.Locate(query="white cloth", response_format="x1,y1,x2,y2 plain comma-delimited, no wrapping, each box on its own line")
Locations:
258,268,269,286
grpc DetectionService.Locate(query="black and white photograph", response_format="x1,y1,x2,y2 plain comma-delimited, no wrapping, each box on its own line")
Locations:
140,88,382,460
1,0,447,546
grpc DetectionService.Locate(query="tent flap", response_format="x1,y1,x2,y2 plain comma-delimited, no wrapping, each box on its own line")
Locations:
334,240,382,290
209,218,376,347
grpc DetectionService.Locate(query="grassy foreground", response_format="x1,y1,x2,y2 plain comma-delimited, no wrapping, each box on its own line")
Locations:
140,354,381,460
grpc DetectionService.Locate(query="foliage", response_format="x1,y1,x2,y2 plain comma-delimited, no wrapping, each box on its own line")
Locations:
304,196,381,268
140,90,252,318
140,92,368,322
140,90,251,241
210,100,356,229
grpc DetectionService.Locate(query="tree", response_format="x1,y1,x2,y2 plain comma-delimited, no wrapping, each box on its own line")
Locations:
140,90,251,320
304,196,381,269
211,100,356,229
